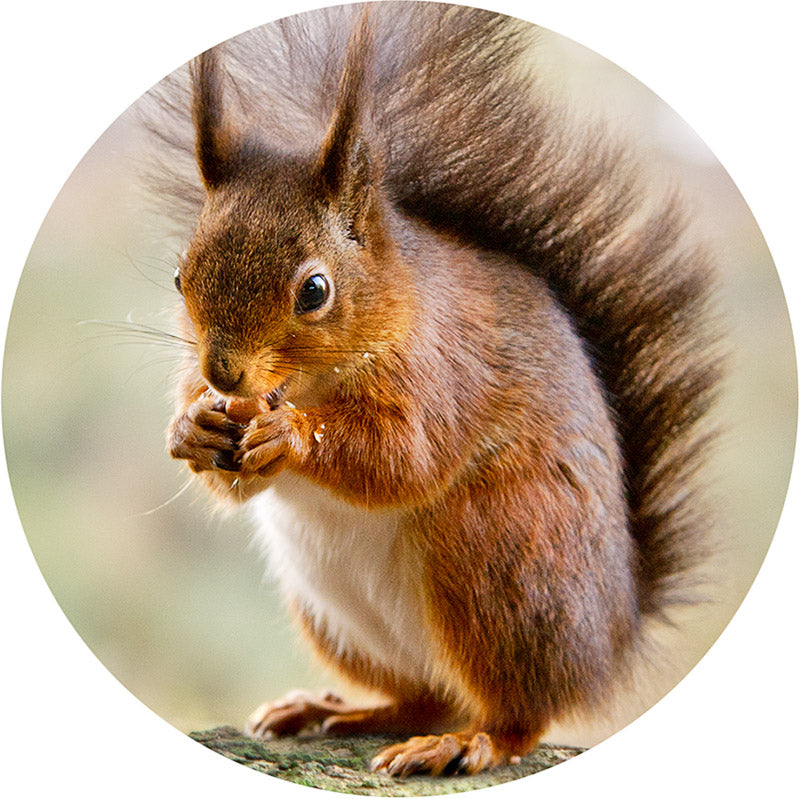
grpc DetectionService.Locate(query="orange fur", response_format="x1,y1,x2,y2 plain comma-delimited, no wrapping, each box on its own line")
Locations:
157,3,721,776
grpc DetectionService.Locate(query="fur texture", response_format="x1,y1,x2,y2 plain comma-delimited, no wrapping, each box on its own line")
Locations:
153,2,722,775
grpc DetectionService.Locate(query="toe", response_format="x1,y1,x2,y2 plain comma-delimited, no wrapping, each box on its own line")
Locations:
459,732,497,774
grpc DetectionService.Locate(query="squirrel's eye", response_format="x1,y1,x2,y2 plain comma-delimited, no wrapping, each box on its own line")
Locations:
173,266,183,295
295,274,330,314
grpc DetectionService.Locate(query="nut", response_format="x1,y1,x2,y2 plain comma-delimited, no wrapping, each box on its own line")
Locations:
225,397,259,424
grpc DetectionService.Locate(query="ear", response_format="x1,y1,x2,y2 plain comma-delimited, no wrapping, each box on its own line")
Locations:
315,13,379,245
191,47,236,189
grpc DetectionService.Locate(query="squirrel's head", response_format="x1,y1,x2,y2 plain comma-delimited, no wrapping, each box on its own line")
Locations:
175,27,411,406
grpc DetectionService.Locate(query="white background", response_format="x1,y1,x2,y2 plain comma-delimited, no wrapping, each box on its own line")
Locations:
1,0,797,796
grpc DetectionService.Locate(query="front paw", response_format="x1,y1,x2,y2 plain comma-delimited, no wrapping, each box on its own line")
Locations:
168,393,244,473
238,406,307,478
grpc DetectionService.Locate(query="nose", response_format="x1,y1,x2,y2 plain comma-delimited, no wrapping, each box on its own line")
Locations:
207,360,244,393
202,347,245,395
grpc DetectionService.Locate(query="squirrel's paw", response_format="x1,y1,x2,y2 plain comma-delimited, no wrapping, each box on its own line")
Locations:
167,394,244,473
246,689,351,738
238,406,304,477
370,732,505,777
247,691,455,740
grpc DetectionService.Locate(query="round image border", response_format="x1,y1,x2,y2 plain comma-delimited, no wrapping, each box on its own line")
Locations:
2,1,797,797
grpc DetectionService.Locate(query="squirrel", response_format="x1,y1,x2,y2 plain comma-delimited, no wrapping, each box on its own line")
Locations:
154,2,721,777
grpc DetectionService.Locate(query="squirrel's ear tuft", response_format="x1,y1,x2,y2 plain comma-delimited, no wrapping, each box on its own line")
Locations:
316,12,379,244
191,48,236,189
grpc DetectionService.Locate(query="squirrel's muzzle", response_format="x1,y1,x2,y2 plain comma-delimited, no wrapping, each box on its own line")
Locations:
201,341,246,395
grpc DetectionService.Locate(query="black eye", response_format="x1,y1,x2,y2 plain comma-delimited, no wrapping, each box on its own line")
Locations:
295,274,330,314
173,266,183,295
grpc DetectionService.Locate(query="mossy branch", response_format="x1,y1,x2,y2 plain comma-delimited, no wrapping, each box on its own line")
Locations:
189,727,585,795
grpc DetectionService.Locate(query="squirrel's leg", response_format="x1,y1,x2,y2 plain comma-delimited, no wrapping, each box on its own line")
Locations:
246,602,457,740
247,691,453,739
369,468,635,776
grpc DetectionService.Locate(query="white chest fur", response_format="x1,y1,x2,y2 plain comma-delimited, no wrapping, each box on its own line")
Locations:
250,473,433,686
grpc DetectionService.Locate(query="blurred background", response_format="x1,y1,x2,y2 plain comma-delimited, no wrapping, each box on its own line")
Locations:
2,18,796,748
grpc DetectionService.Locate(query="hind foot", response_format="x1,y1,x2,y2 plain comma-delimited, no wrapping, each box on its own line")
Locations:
246,690,449,739
246,691,454,738
246,689,352,738
370,731,510,777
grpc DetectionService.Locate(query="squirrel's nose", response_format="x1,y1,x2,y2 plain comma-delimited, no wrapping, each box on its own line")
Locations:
208,363,244,394
202,349,245,394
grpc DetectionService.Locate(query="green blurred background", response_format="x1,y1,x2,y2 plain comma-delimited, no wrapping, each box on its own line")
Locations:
2,24,796,746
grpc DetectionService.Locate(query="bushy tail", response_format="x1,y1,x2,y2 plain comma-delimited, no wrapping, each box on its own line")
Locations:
141,1,722,616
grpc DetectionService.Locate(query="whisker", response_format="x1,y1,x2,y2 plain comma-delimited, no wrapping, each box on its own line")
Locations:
127,478,194,518
261,331,301,350
122,354,186,386
273,355,367,370
267,364,317,379
78,319,196,350
273,358,337,373
277,346,375,354
115,248,180,293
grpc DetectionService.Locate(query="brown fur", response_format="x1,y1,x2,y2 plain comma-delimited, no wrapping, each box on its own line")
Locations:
152,2,721,775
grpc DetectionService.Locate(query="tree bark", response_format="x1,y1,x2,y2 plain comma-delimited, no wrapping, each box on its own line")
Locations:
190,726,585,795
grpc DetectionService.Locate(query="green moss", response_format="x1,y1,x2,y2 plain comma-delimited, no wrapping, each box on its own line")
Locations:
189,726,585,795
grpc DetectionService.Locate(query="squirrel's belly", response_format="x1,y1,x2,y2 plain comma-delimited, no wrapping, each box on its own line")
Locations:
250,472,433,685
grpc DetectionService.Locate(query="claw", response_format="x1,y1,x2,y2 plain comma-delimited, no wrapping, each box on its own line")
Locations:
213,450,239,471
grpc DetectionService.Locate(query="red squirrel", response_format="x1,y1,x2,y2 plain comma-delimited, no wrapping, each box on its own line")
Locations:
157,3,721,777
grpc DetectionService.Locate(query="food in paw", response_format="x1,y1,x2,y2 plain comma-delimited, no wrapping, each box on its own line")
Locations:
225,397,259,424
